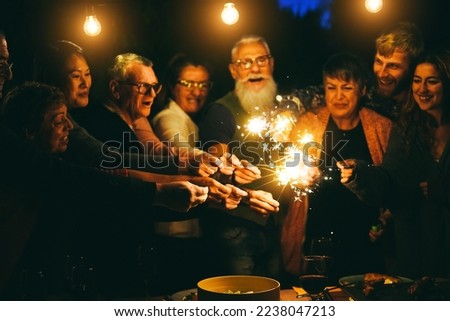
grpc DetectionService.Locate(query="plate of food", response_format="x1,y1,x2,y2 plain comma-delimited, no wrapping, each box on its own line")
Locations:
339,273,413,300
170,288,198,301
339,274,450,300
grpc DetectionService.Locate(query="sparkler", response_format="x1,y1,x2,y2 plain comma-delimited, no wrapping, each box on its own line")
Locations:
241,96,320,200
274,133,320,200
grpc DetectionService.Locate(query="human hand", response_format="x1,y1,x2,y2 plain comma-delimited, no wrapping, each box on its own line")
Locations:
218,152,243,176
336,159,356,184
233,160,262,185
243,189,280,215
208,184,248,210
291,166,321,189
180,151,223,177
223,184,248,209
188,176,232,203
153,181,208,212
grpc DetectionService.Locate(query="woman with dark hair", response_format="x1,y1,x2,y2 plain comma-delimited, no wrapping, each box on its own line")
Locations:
1,81,73,154
282,52,392,283
339,49,450,279
0,82,208,299
34,40,91,110
152,53,213,154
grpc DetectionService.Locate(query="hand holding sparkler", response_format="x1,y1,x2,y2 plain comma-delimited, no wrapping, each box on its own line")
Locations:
207,184,248,210
336,159,356,184
197,152,224,177
223,185,248,210
233,160,261,185
242,189,280,215
188,176,231,203
218,152,243,176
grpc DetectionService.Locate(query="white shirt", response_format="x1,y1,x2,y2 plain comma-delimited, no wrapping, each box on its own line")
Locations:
151,99,202,238
152,99,199,149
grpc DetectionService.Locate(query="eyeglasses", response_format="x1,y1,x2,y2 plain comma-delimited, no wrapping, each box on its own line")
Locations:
118,81,162,95
177,79,212,91
232,55,272,70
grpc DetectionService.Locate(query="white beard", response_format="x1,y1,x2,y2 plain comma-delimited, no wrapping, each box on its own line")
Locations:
235,77,277,114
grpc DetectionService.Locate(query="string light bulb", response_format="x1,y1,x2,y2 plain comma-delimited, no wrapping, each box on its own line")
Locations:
221,3,239,25
365,0,383,13
84,6,102,36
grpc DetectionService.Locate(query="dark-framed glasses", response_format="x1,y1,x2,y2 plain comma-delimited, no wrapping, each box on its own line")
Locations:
177,79,212,91
118,81,162,95
233,55,272,70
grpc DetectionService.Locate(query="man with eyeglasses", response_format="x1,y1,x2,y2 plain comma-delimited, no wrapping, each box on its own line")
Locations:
0,30,13,100
198,35,287,280
73,52,226,177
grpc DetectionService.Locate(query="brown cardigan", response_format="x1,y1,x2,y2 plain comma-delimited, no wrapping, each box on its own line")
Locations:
281,106,392,276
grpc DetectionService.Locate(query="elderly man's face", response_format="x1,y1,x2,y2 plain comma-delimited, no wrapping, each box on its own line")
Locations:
0,35,13,99
115,62,159,121
229,41,274,93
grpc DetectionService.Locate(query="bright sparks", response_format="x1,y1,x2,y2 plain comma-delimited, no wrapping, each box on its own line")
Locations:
246,117,268,136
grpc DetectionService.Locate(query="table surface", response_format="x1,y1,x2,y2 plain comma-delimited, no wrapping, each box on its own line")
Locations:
146,286,351,301
281,286,351,301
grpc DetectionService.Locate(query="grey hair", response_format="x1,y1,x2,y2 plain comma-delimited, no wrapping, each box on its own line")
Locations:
230,35,271,62
107,53,154,81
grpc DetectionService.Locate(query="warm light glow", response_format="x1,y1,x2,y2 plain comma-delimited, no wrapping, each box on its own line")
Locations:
84,15,102,36
247,117,267,135
365,0,383,13
221,3,239,25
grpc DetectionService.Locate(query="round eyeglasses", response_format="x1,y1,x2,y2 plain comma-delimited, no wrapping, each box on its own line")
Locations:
118,81,162,95
232,55,272,70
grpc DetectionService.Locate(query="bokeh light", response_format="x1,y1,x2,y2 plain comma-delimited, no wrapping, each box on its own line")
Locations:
365,0,383,13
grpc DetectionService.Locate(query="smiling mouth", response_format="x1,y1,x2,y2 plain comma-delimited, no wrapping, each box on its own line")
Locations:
418,94,432,102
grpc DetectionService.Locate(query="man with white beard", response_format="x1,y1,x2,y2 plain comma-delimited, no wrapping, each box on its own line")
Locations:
198,35,287,280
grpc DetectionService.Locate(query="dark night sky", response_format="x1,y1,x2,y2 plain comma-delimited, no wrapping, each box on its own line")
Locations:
1,0,450,100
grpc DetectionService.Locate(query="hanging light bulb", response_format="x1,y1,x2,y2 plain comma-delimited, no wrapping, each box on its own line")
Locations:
221,3,239,25
365,0,383,13
84,6,102,36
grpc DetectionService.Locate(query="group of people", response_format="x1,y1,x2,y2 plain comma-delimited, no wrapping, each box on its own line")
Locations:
0,18,449,300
